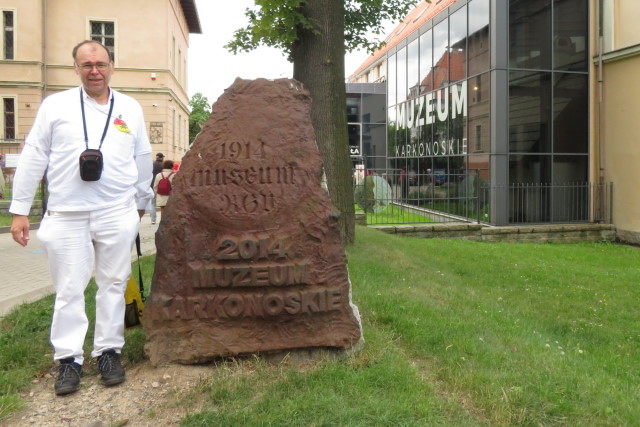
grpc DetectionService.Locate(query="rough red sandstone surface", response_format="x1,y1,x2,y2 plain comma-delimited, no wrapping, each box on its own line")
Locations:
143,78,363,366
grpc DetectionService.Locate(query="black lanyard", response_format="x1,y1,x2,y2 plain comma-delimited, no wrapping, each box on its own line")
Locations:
80,87,114,151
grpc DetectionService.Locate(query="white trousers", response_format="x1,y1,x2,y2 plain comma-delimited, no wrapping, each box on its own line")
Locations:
37,199,140,364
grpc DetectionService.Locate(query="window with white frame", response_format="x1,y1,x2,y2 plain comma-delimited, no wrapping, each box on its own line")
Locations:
2,10,15,60
2,97,16,140
90,20,115,61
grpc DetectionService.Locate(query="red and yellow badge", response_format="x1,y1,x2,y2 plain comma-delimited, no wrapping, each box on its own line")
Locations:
114,116,131,133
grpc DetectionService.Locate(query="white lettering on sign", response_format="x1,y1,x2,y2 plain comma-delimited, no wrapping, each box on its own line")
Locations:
395,139,468,157
396,81,467,130
392,82,468,158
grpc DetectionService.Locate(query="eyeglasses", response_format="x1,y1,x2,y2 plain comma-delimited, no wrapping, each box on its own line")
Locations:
77,62,111,72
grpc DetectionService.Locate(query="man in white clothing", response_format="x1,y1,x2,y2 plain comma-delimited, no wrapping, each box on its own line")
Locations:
9,40,153,396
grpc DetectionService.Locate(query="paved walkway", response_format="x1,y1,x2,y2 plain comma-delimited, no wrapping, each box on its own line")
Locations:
0,213,159,317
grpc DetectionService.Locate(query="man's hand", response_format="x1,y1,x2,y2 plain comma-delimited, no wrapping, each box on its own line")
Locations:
10,215,31,247
137,209,145,219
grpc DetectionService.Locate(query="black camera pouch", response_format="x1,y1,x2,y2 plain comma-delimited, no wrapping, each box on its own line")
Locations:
79,149,103,181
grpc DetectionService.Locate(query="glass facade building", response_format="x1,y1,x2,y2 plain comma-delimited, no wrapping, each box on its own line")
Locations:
351,0,589,225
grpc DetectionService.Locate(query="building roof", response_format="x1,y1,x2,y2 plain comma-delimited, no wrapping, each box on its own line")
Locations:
348,0,459,80
180,0,202,34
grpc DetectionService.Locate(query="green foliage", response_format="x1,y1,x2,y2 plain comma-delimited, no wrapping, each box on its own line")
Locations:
226,0,427,56
344,0,427,52
354,176,376,213
226,0,309,58
188,92,211,145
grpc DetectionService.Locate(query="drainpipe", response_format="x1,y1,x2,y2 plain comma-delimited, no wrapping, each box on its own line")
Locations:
597,0,604,187
41,0,47,100
596,0,606,222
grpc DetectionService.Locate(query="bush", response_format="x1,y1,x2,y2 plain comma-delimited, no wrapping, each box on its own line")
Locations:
354,176,376,213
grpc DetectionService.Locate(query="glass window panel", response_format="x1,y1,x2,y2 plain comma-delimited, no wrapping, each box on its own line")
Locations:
509,71,552,153
509,154,551,183
468,0,490,75
393,158,409,186
467,73,491,153
468,154,490,177
553,73,587,153
388,105,397,156
4,11,14,60
433,19,449,89
387,54,397,107
346,95,361,123
552,155,588,221
449,5,467,84
3,98,15,139
90,21,115,61
419,119,434,149
433,157,448,185
3,10,12,26
348,124,361,157
362,93,386,124
509,0,552,69
407,39,420,99
418,158,434,183
397,47,408,102
553,0,588,71
449,84,467,156
419,30,433,94
553,155,587,182
362,123,387,165
509,154,552,222
469,73,490,153
434,109,448,144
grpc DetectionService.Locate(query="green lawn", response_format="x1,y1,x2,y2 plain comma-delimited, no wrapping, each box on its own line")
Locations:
1,226,639,425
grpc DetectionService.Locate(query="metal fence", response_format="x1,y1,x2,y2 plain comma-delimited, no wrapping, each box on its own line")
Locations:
0,171,47,215
353,167,612,226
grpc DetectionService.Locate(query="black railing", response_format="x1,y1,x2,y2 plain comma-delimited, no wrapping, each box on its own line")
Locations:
353,166,612,226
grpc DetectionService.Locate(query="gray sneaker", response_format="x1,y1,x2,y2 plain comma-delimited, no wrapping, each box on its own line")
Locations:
55,358,82,396
97,349,125,386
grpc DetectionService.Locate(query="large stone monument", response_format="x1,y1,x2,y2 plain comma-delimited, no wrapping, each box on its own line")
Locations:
143,78,363,365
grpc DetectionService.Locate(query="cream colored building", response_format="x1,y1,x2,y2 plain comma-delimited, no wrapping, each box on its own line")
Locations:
0,0,201,165
591,0,640,244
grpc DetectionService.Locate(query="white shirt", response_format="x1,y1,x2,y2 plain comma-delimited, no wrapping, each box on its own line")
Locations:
10,87,153,215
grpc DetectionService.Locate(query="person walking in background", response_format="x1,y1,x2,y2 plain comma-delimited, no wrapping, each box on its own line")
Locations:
149,152,164,224
153,159,176,215
9,40,153,396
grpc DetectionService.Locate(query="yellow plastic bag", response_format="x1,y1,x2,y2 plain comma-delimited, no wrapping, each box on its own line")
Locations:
124,274,144,328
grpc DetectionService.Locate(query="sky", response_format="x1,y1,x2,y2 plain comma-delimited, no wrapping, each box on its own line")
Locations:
188,0,389,104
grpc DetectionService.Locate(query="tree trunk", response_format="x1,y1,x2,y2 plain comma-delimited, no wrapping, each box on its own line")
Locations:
291,0,355,245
